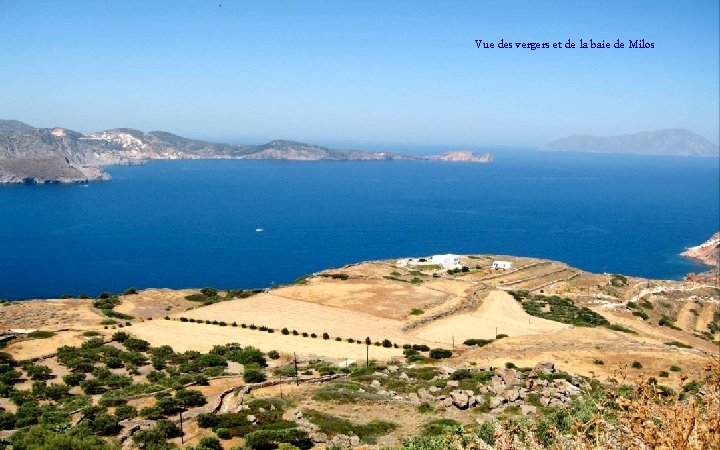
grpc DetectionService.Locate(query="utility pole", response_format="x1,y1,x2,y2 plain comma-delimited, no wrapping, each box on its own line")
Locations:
452,336,454,351
366,344,369,367
179,411,184,444
294,353,299,386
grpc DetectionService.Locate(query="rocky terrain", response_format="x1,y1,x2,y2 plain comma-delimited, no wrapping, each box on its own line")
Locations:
542,128,720,157
0,120,493,184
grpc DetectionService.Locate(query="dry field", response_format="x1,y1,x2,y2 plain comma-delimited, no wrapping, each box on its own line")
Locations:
176,293,419,346
114,288,200,318
270,278,452,320
129,320,403,361
0,298,103,331
411,290,569,343
3,330,87,359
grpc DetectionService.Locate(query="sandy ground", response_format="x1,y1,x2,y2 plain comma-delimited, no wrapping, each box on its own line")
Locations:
270,278,450,320
114,288,200,319
177,293,419,345
695,302,718,334
0,299,104,331
128,320,402,361
675,302,698,332
411,290,568,343
4,330,86,359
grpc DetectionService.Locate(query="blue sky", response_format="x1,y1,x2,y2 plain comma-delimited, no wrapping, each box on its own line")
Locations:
0,0,717,149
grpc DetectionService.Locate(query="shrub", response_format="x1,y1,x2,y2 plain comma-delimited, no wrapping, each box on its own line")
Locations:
27,330,55,339
382,339,392,348
244,428,312,450
664,341,692,349
115,404,138,420
216,427,231,439
670,365,682,372
268,350,280,360
593,359,604,365
429,348,452,359
123,338,150,352
63,372,86,386
496,333,508,339
410,308,424,315
463,338,494,347
200,287,219,297
322,333,330,340
631,361,643,369
659,371,670,378
244,368,267,383
175,389,207,407
281,328,290,335
111,331,130,342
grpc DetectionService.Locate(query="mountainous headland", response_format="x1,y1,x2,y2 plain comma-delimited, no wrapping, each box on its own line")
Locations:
0,120,494,184
0,253,717,448
542,129,720,157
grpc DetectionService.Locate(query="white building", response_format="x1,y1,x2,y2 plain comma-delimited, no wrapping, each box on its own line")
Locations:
431,254,461,269
492,260,513,270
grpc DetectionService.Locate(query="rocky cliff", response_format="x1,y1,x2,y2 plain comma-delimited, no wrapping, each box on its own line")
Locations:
682,232,720,267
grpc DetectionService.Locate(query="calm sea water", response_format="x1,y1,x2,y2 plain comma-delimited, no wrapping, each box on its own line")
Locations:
1,150,718,300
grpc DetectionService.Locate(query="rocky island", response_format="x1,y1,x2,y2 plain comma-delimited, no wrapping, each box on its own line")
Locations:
427,150,494,163
542,129,719,157
0,120,494,184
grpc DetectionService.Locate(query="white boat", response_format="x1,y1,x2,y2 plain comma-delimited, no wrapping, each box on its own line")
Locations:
255,228,264,232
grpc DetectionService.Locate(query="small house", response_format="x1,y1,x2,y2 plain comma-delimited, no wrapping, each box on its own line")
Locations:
492,260,513,270
431,254,461,269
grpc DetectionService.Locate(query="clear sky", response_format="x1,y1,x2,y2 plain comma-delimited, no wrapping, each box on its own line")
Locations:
0,0,718,150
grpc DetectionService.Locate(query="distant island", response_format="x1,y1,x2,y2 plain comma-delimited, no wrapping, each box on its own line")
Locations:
0,120,493,184
542,129,719,157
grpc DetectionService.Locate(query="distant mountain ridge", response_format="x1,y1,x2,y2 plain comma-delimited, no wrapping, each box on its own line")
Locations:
542,129,719,157
0,120,492,184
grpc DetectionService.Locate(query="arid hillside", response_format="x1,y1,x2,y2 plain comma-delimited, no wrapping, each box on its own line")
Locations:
0,254,718,449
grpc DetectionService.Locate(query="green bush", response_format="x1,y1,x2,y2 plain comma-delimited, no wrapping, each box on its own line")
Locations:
304,409,397,444
463,338,494,347
268,350,280,360
421,418,460,436
244,428,312,450
244,368,267,383
664,341,692,349
410,308,424,315
631,361,643,369
429,348,452,359
27,330,55,339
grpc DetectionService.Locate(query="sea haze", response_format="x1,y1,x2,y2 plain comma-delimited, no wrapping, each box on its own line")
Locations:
0,149,718,299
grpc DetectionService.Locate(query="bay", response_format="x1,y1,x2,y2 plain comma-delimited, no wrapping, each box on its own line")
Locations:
0,149,717,299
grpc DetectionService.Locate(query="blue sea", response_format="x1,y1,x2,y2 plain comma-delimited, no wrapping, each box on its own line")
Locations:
0,149,718,300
